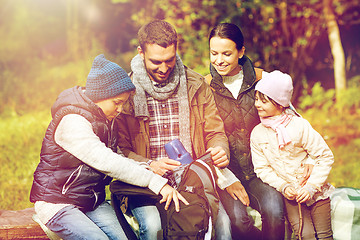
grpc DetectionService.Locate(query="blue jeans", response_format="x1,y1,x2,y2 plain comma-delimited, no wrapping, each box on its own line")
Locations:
219,177,285,240
129,202,161,240
215,202,232,240
128,197,232,240
46,201,127,240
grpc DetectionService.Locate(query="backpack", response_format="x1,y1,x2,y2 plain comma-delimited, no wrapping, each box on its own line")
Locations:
110,152,219,240
159,152,219,240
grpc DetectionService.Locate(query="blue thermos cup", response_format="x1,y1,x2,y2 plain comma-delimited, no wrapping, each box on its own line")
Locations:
164,139,193,165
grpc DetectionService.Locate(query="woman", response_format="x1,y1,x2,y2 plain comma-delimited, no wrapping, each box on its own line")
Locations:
206,23,285,240
30,54,187,240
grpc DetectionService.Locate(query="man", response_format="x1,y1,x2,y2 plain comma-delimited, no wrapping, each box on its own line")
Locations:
114,20,239,239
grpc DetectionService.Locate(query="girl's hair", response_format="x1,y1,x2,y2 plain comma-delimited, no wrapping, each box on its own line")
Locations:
208,23,244,50
256,90,283,109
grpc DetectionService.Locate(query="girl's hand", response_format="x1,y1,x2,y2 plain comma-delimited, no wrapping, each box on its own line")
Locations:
296,189,311,203
284,186,297,200
225,181,250,206
207,146,229,168
299,164,314,187
159,184,189,212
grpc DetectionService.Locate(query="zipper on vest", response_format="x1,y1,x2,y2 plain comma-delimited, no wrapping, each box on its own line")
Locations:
91,189,99,210
62,164,84,195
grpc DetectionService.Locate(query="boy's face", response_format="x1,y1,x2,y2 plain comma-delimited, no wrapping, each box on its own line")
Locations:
254,91,283,118
95,91,132,121
138,43,177,84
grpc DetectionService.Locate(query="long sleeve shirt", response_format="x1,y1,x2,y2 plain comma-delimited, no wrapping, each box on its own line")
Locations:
35,114,168,224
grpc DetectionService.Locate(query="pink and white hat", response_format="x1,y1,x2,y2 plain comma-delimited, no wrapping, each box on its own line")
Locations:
255,70,293,107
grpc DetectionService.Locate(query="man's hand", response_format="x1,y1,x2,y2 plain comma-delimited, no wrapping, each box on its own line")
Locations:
149,158,181,176
296,189,311,203
299,164,314,187
284,186,297,200
159,184,189,212
225,181,250,206
207,146,229,168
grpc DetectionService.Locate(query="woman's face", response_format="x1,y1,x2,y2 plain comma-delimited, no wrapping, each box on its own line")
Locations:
95,91,132,121
209,36,245,76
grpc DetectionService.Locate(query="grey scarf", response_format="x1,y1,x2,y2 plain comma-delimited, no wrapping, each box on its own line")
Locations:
131,54,192,156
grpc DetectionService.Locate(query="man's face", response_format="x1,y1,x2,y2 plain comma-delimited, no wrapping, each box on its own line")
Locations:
138,43,177,84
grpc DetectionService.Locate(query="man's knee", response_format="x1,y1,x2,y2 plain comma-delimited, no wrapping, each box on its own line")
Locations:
138,219,161,236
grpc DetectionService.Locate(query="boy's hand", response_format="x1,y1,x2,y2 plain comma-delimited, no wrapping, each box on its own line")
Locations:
225,181,250,206
159,184,189,212
149,158,181,176
207,146,229,168
296,189,311,203
284,186,297,200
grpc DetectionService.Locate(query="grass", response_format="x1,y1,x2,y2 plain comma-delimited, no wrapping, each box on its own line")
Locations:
0,111,51,210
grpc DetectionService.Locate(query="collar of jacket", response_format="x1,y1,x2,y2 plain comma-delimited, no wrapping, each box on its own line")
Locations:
51,86,109,125
209,55,257,97
121,66,204,117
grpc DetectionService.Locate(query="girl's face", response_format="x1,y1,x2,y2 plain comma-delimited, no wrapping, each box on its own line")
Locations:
209,36,245,76
96,91,132,121
255,91,283,118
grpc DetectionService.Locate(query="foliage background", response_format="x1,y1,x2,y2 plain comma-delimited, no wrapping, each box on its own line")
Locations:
0,0,359,210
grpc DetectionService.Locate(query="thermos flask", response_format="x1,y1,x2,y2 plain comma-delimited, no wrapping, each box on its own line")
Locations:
164,139,193,165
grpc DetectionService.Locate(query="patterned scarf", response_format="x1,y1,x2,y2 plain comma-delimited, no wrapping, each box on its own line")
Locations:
131,54,192,155
260,113,293,149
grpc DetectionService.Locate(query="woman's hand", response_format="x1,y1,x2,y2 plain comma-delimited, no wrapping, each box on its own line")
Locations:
207,146,229,168
159,184,189,212
225,181,250,206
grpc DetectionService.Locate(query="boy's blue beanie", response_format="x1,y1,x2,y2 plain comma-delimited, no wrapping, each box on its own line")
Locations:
85,54,135,102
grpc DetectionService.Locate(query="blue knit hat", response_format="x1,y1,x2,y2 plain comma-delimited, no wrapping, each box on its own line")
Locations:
85,54,135,102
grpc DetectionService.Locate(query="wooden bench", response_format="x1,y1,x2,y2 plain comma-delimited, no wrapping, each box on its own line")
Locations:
0,208,50,240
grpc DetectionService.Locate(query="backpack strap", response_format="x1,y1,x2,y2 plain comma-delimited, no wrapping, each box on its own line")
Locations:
254,67,264,82
204,74,215,92
204,74,212,85
190,159,219,223
189,160,219,240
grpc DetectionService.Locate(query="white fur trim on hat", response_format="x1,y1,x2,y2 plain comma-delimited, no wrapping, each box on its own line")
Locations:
255,70,293,107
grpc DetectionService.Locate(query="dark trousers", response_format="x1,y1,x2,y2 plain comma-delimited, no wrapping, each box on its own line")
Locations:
285,198,333,240
218,177,285,240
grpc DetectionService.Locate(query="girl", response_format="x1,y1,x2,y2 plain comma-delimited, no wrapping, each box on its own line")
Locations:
250,70,334,239
30,54,187,240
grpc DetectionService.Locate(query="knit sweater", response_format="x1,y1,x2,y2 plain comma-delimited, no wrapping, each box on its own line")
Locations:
35,114,167,224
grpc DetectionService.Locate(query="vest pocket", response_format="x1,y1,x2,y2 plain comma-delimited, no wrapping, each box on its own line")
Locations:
61,164,84,194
